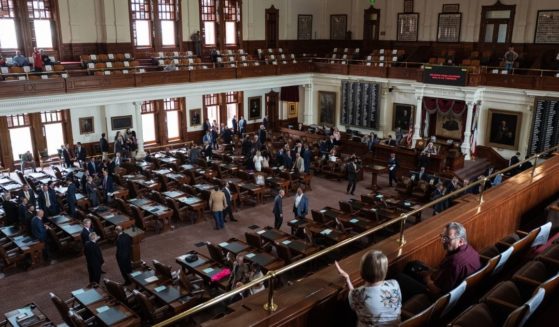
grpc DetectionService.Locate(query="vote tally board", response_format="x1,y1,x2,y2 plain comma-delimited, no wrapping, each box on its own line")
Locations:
340,80,380,129
528,97,559,156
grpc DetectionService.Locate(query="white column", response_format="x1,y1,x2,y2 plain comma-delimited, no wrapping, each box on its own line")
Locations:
133,102,145,159
412,95,422,147
303,84,314,125
461,101,475,160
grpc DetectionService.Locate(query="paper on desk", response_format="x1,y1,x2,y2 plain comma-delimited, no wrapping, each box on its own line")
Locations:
96,306,109,313
145,276,159,283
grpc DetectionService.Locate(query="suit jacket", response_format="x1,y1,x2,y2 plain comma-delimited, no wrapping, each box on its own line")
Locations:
101,175,114,194
258,129,267,144
99,137,109,152
388,158,399,174
31,217,47,242
116,232,132,262
19,189,36,204
303,150,312,172
347,162,358,180
232,119,238,133
273,195,283,215
81,227,96,246
293,194,309,217
222,187,233,208
76,147,86,161
412,171,430,182
62,149,72,165
209,190,227,212
84,240,104,268
38,189,58,211
66,183,77,204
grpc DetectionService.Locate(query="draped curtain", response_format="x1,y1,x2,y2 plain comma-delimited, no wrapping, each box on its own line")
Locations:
421,97,467,140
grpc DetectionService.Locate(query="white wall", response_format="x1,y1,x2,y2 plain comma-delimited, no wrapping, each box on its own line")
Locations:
70,105,105,144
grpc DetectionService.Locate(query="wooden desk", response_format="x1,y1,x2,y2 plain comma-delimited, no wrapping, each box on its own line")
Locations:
71,287,140,327
175,252,229,289
238,183,266,204
366,164,387,190
4,303,52,327
373,143,445,176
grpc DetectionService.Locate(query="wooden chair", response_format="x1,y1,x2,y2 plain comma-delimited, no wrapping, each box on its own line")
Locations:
152,259,175,281
179,268,206,297
400,292,450,326
132,289,172,324
47,227,80,254
275,244,303,264
90,215,114,243
166,197,192,224
206,243,226,265
104,278,134,308
50,292,91,326
0,243,27,273
131,205,161,233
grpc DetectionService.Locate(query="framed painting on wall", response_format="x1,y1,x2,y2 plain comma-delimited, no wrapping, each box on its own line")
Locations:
392,104,414,131
397,13,419,41
534,10,559,44
486,109,522,150
111,115,133,130
298,15,313,40
79,117,94,134
248,96,262,120
437,13,462,42
287,102,298,118
318,91,336,125
189,108,202,127
330,15,347,40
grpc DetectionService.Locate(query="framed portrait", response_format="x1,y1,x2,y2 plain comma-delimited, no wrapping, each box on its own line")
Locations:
111,115,133,130
248,96,262,120
437,13,461,42
298,15,313,40
330,15,347,40
534,10,559,44
318,91,336,125
397,13,419,41
189,108,202,127
486,109,522,150
392,104,414,131
442,4,460,13
435,113,463,140
79,117,94,134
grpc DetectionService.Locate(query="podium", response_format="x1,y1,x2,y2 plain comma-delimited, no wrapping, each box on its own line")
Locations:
124,227,145,267
366,165,388,191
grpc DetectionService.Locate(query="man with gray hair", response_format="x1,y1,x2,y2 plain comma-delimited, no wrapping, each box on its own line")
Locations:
398,222,481,299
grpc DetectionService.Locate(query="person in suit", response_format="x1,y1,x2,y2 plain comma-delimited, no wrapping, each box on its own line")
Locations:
75,142,86,166
388,153,398,187
19,184,36,206
20,150,37,172
31,209,50,261
431,183,447,215
346,157,359,195
293,187,309,219
101,170,114,203
18,197,29,228
258,125,267,144
228,254,249,290
239,116,247,135
202,141,213,161
99,133,109,161
109,152,122,174
273,189,285,229
84,232,104,287
61,144,73,168
384,135,397,146
232,115,238,134
222,182,238,222
38,184,58,218
65,179,77,218
209,185,227,230
86,158,97,176
292,152,305,175
303,144,312,173
86,175,99,208
411,166,429,183
80,218,96,247
115,226,132,285
211,127,219,150
221,127,233,144
509,152,521,175
203,118,211,134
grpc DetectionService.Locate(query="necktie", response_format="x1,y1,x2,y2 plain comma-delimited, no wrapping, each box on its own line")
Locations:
25,191,29,199
44,191,50,207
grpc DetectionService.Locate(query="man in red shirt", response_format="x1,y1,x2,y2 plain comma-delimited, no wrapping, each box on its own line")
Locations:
32,47,43,72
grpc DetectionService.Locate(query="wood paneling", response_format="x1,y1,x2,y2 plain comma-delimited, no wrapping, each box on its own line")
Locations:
313,62,348,75
59,43,134,61
190,67,237,82
0,79,66,98
475,145,509,170
65,75,136,93
134,71,190,86
237,65,277,78
277,63,310,75
348,65,387,78
203,154,559,327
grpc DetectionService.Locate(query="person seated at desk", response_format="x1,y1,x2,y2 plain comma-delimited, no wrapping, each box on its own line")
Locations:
328,149,338,162
12,50,29,67
419,141,438,168
332,127,341,144
383,135,397,146
319,140,330,158
395,127,404,145
20,150,37,172
446,177,462,194
431,183,447,215
297,123,304,131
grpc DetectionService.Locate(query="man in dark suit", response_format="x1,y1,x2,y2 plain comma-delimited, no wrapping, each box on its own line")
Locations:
115,226,132,285
75,142,86,166
203,119,211,134
80,218,95,247
232,115,238,134
101,170,114,203
84,232,104,287
62,144,73,168
19,184,36,206
509,152,521,175
293,187,309,219
2,193,18,226
221,127,233,145
86,159,97,176
346,157,359,195
66,179,77,218
384,135,397,146
273,189,285,229
303,144,312,173
38,184,59,218
99,133,109,161
388,153,399,187
31,209,50,261
222,182,238,222
411,166,429,183
18,197,29,228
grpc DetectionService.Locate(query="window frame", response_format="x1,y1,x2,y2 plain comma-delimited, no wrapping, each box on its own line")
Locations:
129,0,182,52
479,2,515,44
199,0,242,51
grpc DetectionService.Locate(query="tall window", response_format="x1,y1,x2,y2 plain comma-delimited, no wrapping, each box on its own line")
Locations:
130,0,180,49
141,101,157,143
204,94,219,127
130,0,152,47
27,0,54,48
164,98,180,140
225,92,238,128
0,0,18,49
480,2,515,44
200,0,241,49
41,110,64,155
7,114,33,161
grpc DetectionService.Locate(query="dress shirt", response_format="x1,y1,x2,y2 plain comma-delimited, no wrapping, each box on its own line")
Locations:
295,194,303,208
44,191,51,207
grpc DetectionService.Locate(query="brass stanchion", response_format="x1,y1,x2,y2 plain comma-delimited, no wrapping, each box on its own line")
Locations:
479,178,487,204
531,155,539,179
263,275,278,312
397,214,407,246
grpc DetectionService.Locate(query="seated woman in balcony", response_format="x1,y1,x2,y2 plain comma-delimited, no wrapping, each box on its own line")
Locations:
336,250,401,326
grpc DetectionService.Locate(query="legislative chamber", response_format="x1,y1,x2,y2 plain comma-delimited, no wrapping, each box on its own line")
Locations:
0,1,559,327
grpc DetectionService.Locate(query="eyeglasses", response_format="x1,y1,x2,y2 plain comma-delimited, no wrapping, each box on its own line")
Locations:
440,234,460,242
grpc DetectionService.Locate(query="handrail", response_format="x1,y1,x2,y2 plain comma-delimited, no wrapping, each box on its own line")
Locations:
154,144,558,326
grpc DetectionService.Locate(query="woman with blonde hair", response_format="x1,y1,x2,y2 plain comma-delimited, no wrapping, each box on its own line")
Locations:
336,250,401,326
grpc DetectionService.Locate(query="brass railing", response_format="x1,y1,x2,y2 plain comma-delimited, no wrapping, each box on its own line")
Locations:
154,146,554,327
